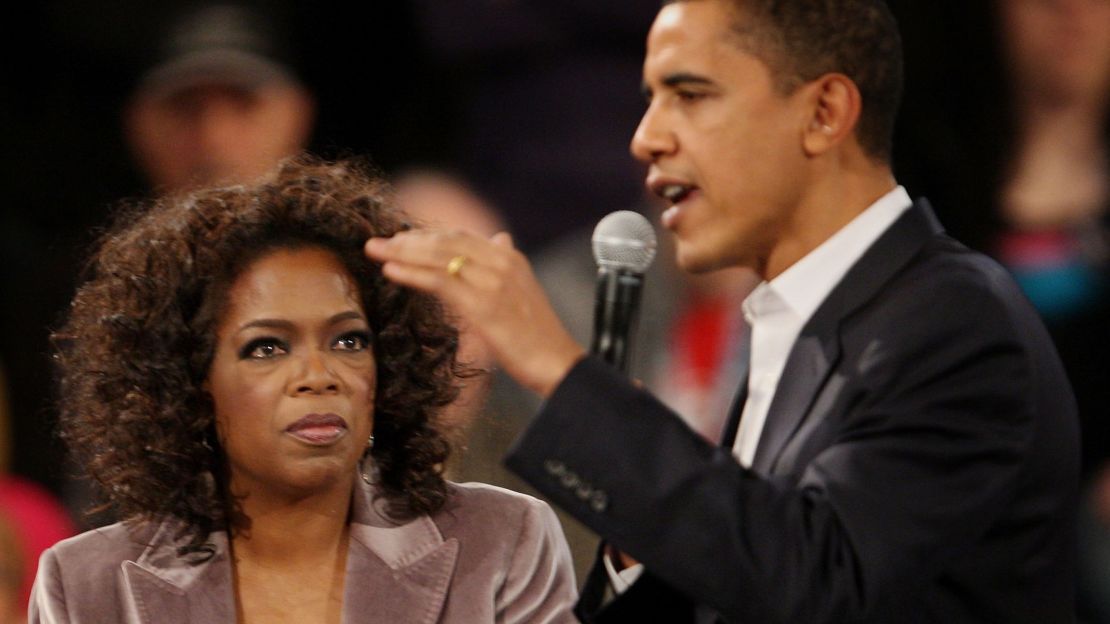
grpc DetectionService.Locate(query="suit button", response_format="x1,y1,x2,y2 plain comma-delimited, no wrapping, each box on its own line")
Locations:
560,471,580,489
589,491,608,513
575,483,593,501
544,459,566,477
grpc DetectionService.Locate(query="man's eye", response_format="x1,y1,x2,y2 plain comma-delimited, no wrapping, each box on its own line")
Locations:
239,338,288,360
677,91,705,102
334,331,371,352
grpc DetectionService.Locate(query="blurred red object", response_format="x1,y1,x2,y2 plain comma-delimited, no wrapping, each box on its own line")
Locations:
0,476,75,611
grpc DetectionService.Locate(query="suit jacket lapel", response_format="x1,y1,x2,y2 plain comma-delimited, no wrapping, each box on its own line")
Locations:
121,521,236,624
750,332,838,474
719,324,751,450
750,200,945,474
120,479,459,624
342,478,460,624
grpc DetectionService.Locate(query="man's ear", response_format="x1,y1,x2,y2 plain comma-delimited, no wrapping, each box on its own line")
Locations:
801,73,862,157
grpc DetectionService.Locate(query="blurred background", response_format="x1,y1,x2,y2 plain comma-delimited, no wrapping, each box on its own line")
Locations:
1,0,1108,621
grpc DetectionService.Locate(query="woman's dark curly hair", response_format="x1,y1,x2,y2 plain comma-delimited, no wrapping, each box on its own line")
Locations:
53,156,459,549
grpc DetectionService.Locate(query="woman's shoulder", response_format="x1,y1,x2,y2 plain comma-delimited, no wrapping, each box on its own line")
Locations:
446,480,547,506
33,519,160,616
428,482,578,621
432,481,563,542
440,481,554,522
44,520,156,568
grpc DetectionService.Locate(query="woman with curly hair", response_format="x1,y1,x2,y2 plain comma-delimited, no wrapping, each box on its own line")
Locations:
29,157,577,624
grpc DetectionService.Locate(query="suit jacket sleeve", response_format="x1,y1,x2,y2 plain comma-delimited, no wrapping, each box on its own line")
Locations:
506,264,1052,622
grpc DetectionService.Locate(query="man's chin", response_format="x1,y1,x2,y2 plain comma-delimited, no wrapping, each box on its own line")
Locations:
675,246,719,275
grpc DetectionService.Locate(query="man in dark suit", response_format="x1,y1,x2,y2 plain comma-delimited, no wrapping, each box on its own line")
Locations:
365,0,1079,621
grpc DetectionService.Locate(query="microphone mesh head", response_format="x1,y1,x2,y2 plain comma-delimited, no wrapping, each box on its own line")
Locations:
591,211,658,273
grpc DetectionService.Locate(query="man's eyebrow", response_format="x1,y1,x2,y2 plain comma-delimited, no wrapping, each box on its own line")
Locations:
642,72,716,97
663,72,715,88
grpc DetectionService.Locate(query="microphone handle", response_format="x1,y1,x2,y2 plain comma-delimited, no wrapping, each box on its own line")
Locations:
590,267,644,375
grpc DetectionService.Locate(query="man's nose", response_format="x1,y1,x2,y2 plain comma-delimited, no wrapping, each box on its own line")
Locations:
630,102,675,163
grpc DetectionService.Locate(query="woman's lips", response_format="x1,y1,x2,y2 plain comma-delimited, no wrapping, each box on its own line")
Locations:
285,412,348,445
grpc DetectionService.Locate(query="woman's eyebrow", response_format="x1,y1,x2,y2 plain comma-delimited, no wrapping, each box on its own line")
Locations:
235,310,366,334
236,318,294,333
327,310,367,325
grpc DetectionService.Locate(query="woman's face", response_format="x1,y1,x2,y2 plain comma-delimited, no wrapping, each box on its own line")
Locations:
206,247,376,500
1000,0,1110,105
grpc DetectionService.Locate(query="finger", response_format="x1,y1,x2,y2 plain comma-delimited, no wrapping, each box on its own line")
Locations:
379,250,503,303
368,230,518,302
490,231,514,248
366,229,493,270
379,260,472,305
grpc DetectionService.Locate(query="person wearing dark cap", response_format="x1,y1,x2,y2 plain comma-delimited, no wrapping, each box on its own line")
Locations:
124,3,315,192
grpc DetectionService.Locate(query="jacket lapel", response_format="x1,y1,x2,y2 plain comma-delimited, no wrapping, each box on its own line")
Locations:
342,478,460,624
750,333,838,474
119,479,459,624
121,521,236,624
718,324,752,450
750,200,945,475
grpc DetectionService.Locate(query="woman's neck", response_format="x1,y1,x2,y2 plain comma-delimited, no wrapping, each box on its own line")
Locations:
226,480,355,624
229,479,353,565
1004,96,1109,229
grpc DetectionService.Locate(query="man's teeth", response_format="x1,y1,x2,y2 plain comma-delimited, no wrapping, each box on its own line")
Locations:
662,185,690,202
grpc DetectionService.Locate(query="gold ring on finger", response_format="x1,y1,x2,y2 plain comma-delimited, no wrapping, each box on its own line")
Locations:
446,255,468,277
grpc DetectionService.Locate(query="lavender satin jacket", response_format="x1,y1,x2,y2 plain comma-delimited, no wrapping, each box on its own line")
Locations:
29,480,578,623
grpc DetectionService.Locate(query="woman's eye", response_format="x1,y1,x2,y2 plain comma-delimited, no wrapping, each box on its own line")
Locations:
239,338,288,360
334,331,371,352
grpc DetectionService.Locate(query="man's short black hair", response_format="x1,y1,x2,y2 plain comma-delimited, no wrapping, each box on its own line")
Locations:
665,0,904,161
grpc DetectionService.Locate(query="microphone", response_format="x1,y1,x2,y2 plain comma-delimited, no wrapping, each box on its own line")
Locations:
590,211,658,375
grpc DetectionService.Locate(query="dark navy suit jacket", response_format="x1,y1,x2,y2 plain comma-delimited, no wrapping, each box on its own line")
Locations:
507,201,1079,623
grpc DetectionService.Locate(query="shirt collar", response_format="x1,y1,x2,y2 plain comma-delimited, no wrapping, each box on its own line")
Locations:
746,185,912,325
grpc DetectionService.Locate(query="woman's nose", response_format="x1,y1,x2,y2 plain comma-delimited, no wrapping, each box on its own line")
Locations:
292,350,340,395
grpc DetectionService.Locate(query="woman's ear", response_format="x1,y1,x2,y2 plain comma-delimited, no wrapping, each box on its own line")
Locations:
802,73,862,157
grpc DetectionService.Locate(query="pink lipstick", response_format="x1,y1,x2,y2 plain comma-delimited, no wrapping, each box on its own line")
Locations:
285,412,348,445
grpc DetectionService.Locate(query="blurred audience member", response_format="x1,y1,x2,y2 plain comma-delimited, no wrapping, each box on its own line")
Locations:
393,169,506,436
994,0,1109,318
995,1,1110,619
998,0,1108,484
123,3,315,192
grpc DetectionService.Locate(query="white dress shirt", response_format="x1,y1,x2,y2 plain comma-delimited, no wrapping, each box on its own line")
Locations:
733,186,912,466
607,185,913,591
